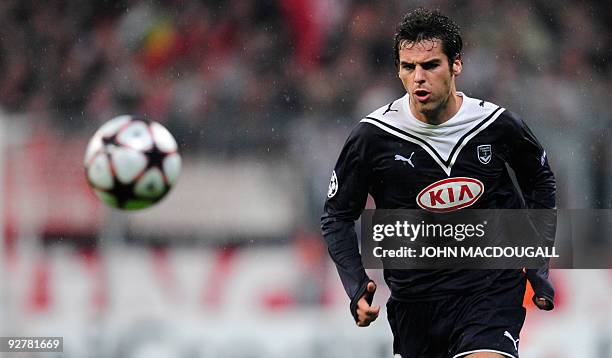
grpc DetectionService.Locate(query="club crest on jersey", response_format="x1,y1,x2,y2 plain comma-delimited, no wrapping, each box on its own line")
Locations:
477,144,492,164
327,170,338,198
417,177,484,212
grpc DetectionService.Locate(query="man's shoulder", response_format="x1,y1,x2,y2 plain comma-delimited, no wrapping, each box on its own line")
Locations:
463,94,527,122
344,95,408,140
481,103,525,133
361,95,407,121
460,94,504,118
460,94,530,134
346,120,382,144
496,107,524,125
349,95,410,141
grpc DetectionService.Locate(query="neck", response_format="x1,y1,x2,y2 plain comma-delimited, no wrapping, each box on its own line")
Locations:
412,90,462,125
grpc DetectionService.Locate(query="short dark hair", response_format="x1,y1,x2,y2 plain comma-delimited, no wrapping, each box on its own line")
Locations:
393,8,462,67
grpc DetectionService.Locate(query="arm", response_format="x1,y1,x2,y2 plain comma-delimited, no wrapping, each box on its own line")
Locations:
321,124,379,324
506,112,556,310
507,112,556,210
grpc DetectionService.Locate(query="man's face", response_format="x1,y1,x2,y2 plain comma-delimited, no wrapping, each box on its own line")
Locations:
398,39,462,121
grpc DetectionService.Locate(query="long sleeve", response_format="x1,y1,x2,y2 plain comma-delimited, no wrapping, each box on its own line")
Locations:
507,112,556,210
321,124,373,320
507,111,557,309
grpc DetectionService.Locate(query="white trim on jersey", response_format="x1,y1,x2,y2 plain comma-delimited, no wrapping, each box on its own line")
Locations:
361,117,451,173
360,92,505,176
452,349,517,358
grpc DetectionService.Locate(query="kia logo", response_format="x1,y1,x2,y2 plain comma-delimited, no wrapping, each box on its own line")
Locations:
417,177,484,212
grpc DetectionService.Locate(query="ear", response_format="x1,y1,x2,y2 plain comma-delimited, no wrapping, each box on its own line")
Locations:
452,56,463,76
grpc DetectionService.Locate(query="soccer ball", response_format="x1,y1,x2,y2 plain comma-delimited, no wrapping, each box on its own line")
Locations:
84,115,181,210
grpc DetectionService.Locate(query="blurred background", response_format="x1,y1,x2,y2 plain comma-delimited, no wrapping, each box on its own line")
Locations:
0,0,611,357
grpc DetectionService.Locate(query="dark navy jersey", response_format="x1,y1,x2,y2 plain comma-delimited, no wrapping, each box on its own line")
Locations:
321,93,556,308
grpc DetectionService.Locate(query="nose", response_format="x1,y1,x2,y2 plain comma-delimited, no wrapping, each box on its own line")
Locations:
414,66,426,84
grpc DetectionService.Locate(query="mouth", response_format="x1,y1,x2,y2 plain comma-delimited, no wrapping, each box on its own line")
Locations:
413,89,431,102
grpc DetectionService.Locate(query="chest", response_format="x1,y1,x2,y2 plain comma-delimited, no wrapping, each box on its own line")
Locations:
368,128,512,207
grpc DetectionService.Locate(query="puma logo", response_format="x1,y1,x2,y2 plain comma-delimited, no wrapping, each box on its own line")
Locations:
504,331,519,351
383,102,399,115
394,153,415,168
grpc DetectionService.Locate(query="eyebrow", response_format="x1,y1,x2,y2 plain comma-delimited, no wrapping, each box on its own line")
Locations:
400,58,442,66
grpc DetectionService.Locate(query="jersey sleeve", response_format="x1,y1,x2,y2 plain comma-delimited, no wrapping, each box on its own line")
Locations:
320,123,373,321
506,111,556,209
506,111,557,309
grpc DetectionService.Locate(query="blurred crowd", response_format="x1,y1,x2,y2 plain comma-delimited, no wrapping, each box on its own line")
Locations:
0,0,610,214
1,0,393,155
1,0,609,145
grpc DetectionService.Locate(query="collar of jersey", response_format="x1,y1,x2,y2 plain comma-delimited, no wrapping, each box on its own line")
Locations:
361,92,504,176
403,91,467,129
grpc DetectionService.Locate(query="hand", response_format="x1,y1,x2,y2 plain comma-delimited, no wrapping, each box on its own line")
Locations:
533,296,553,310
356,281,380,327
525,267,555,311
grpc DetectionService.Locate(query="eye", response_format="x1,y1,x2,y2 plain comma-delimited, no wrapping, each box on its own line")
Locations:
422,62,439,70
402,63,415,70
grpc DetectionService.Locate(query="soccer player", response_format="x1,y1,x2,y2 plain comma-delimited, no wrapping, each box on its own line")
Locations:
321,8,555,358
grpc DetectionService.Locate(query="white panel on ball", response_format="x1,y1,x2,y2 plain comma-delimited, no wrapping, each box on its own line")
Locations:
87,153,114,189
150,122,178,152
134,168,165,198
97,115,132,137
84,135,103,165
163,153,181,185
110,147,147,184
116,121,154,151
